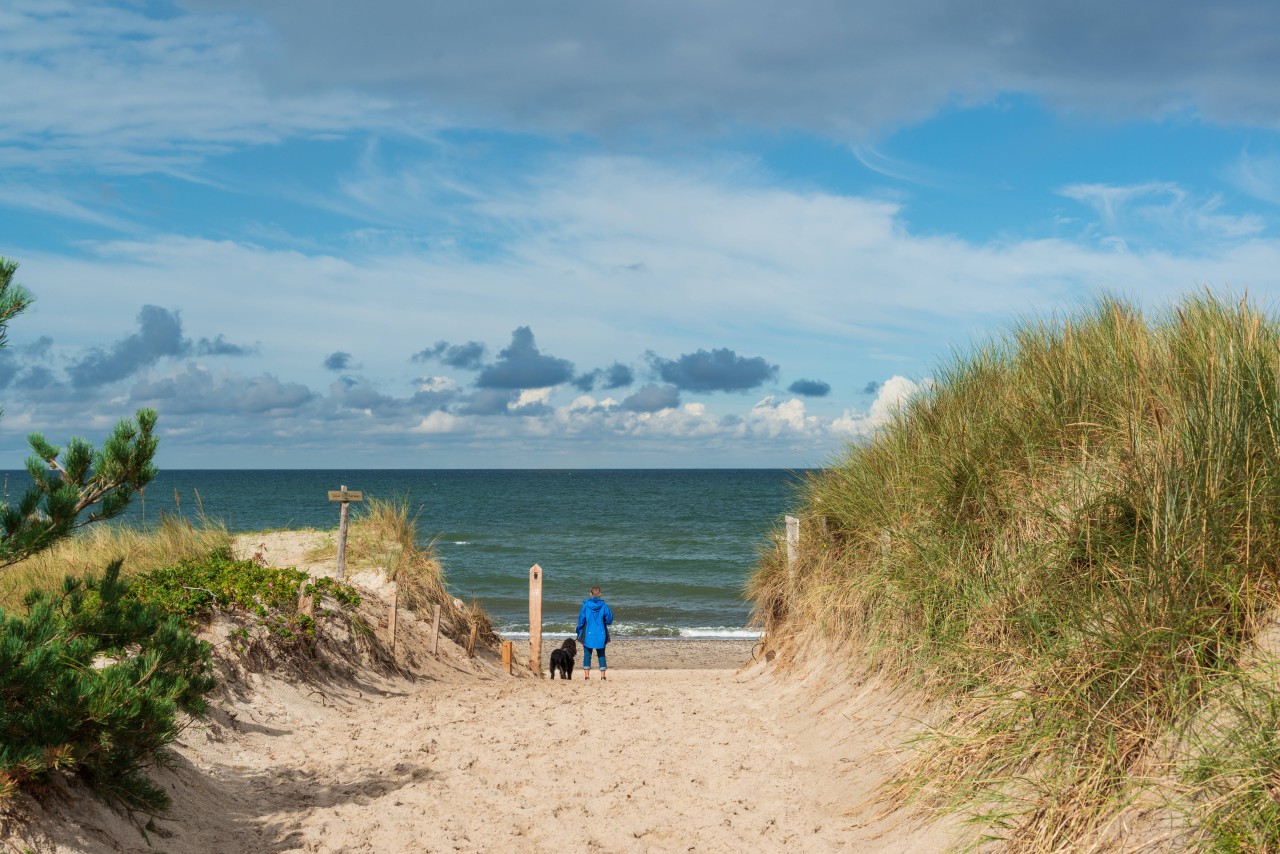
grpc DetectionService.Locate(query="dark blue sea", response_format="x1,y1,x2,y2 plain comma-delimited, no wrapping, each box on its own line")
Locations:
36,470,806,639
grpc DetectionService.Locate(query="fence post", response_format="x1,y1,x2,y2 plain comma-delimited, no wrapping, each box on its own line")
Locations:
431,602,441,655
502,640,513,674
785,515,800,568
529,564,543,677
388,583,398,653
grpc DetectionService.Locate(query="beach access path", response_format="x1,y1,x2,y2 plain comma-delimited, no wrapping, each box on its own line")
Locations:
9,654,958,853
136,654,954,853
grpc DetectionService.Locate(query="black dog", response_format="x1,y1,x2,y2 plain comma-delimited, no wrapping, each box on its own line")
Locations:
549,638,577,680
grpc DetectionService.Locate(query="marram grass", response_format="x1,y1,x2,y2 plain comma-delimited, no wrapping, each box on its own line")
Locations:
750,293,1280,850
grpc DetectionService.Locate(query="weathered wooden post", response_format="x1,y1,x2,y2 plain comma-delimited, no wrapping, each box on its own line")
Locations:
327,485,363,581
501,640,513,674
388,582,398,652
298,576,316,653
785,515,800,568
785,515,801,602
430,602,441,655
529,564,543,677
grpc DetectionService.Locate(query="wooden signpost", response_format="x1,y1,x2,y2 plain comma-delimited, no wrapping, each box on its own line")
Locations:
327,485,363,581
529,564,543,677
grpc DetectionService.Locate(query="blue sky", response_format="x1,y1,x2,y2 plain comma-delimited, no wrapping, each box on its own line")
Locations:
3,1,1280,468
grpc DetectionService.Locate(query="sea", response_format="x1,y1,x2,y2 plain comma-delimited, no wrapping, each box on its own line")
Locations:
26,470,807,640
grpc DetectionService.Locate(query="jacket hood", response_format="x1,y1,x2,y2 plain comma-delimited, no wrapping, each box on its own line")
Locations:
584,597,605,611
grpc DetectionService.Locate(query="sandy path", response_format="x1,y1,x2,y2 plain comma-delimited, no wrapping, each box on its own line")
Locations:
207,669,853,852
7,655,957,854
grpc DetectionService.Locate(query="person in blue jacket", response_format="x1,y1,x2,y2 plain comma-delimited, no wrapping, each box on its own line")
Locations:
576,586,614,681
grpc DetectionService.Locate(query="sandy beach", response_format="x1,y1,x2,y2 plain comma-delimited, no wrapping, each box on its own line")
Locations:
531,636,759,671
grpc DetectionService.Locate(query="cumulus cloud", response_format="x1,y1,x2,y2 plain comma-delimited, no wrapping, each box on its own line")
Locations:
649,347,778,393
572,362,635,391
67,305,189,388
621,383,680,413
748,396,821,437
787,379,831,397
131,364,314,414
833,375,925,436
476,327,574,389
412,340,486,369
458,388,518,415
196,334,257,356
323,351,354,371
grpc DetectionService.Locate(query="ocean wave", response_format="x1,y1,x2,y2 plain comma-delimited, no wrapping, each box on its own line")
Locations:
499,624,761,641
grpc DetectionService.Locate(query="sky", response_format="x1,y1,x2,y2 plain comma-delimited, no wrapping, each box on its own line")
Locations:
3,1,1280,468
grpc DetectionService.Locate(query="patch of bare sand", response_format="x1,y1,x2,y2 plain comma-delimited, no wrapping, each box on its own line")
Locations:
2,532,962,853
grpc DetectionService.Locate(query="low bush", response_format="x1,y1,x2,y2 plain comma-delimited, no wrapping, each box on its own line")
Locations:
0,560,214,811
132,546,361,644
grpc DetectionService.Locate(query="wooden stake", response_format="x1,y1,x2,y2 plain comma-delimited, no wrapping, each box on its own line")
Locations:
298,575,316,619
501,640,512,674
388,583,398,652
529,564,543,677
298,575,316,653
467,623,478,658
431,602,441,655
785,515,800,568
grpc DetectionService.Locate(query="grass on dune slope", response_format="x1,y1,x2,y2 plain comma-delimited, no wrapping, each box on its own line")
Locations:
750,293,1280,850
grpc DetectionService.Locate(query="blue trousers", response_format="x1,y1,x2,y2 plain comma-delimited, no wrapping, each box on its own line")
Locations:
583,647,607,670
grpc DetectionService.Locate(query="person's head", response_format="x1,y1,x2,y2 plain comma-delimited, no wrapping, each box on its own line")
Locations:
590,586,601,598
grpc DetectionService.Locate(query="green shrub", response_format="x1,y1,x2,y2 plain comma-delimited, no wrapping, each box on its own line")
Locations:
0,560,214,811
132,547,361,642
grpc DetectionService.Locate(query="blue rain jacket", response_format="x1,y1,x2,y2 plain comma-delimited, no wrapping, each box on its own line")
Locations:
576,597,613,648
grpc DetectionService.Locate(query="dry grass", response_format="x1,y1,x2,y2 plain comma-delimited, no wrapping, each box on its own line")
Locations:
0,513,230,611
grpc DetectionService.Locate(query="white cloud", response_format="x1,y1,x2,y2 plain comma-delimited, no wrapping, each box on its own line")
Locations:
1059,181,1264,247
833,375,925,437
410,411,462,434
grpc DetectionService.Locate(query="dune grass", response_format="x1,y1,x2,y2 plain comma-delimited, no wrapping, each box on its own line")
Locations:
304,495,498,647
749,293,1280,849
0,513,231,612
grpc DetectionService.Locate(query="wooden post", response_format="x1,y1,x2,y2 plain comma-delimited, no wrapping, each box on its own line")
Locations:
298,575,316,619
529,564,543,677
298,575,316,652
388,583,398,652
501,640,512,674
467,623,478,658
431,602,441,655
785,515,800,568
327,485,364,581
